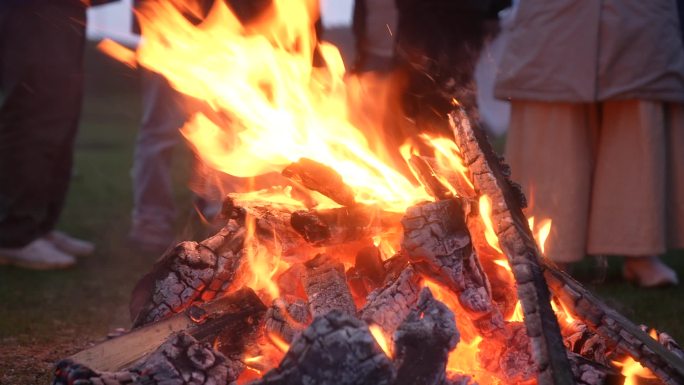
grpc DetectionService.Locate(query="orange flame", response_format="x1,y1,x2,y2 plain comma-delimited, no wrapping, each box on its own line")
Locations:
114,0,429,213
479,195,502,254
613,356,656,385
369,324,393,358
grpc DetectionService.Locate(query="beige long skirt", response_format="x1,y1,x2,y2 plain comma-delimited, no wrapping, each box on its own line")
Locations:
505,100,684,263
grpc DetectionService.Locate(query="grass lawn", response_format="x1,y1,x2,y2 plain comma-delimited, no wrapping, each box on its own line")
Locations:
1,42,683,384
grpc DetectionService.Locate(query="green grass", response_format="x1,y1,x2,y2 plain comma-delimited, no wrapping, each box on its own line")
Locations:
1,43,683,384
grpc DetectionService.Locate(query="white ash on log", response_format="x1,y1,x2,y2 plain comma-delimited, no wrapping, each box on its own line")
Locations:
264,296,310,343
69,288,266,373
131,220,246,327
282,157,357,207
290,206,403,246
54,333,240,385
401,199,505,338
449,108,575,385
393,287,459,385
249,310,396,385
302,253,357,317
360,266,423,338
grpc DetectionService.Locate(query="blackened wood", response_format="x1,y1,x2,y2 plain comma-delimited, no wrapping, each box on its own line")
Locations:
282,157,357,207
562,322,612,367
566,352,623,385
545,267,684,385
54,333,240,385
355,245,386,286
360,266,423,337
70,288,266,372
478,322,536,383
251,310,396,385
449,108,574,385
264,296,311,343
401,199,505,337
131,220,246,327
290,206,403,246
393,288,459,385
302,254,357,317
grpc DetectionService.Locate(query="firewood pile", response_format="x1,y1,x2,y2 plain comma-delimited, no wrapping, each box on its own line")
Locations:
52,108,684,385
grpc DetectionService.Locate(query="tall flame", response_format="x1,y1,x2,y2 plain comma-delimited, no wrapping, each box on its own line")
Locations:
479,195,502,254
111,0,429,212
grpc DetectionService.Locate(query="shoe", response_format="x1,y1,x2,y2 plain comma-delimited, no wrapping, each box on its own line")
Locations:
0,238,76,270
623,256,679,288
46,230,95,257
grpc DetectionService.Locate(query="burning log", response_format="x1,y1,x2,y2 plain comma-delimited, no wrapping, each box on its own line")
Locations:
562,321,612,367
70,288,266,373
276,263,307,298
566,352,623,385
393,288,459,385
54,333,241,385
478,322,537,383
131,221,246,327
347,246,387,301
282,157,357,207
401,199,505,337
264,296,310,343
545,268,684,385
302,253,357,317
407,155,455,200
449,108,575,385
290,205,403,246
360,266,423,337
251,310,396,385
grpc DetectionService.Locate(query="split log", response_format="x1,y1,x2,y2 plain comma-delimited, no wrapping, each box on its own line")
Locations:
282,157,357,207
54,333,240,385
131,220,246,327
250,310,396,385
401,199,505,337
70,288,266,372
360,266,423,337
449,108,574,385
290,206,403,246
545,267,684,385
264,296,311,343
393,287,459,385
302,254,357,317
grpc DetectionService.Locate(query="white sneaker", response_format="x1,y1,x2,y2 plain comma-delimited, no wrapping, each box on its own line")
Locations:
45,230,95,257
0,238,76,270
623,256,679,288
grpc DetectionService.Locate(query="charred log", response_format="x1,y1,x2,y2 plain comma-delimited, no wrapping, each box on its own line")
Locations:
567,352,623,385
478,322,536,384
276,263,307,299
347,246,387,302
545,268,684,385
282,157,357,207
131,221,246,327
393,288,459,385
360,266,423,337
291,206,403,246
70,288,266,372
408,155,454,200
54,333,239,385
302,254,357,317
251,310,396,385
401,199,505,337
264,296,311,343
449,108,574,385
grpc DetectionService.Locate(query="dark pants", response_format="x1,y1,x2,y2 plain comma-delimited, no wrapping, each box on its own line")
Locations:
0,3,86,248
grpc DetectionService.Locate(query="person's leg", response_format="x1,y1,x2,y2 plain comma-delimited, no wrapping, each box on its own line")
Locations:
666,103,684,250
0,3,86,268
588,100,676,286
129,68,186,251
505,101,596,264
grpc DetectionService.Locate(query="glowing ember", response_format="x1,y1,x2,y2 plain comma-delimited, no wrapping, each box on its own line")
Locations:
369,324,393,358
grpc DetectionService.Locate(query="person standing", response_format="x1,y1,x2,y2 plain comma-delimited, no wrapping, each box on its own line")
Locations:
0,0,117,269
496,0,684,286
